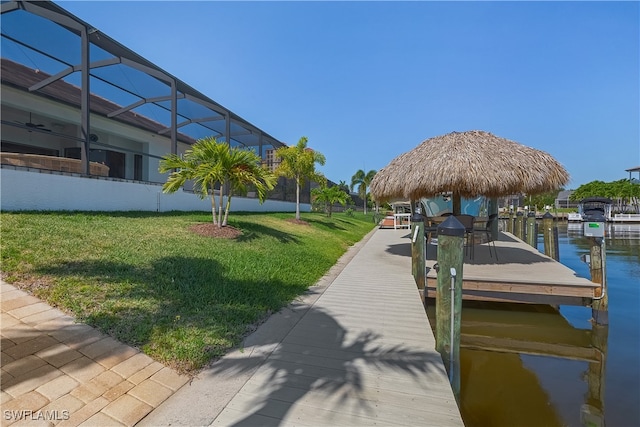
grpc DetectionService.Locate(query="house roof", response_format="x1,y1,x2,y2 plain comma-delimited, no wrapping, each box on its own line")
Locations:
2,58,197,145
556,190,573,199
0,0,285,150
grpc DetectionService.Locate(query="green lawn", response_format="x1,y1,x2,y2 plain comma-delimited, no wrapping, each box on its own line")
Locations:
1,211,376,373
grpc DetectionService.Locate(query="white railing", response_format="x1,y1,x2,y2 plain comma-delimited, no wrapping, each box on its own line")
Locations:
610,213,640,222
394,213,411,229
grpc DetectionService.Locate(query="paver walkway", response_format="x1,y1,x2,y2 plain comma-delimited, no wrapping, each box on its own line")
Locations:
1,282,189,426
141,227,464,426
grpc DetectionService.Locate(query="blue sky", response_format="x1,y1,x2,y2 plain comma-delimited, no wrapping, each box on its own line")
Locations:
59,1,639,189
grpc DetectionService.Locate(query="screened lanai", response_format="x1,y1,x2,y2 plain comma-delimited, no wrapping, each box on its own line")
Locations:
1,0,298,201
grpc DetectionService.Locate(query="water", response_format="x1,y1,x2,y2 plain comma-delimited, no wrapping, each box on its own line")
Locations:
432,222,640,427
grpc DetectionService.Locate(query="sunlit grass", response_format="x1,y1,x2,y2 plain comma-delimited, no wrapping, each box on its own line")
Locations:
1,210,376,373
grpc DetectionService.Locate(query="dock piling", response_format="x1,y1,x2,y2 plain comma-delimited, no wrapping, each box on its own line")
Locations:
526,211,537,248
435,216,464,401
514,211,525,240
410,201,426,290
542,211,559,261
506,208,514,233
590,237,608,325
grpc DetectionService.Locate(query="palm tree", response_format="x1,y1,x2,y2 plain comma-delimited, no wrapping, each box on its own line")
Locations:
159,136,276,227
351,169,377,214
275,136,326,221
221,148,278,226
311,184,350,217
337,180,350,194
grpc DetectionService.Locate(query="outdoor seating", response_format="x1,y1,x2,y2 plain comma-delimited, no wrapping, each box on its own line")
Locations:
454,214,475,259
424,217,439,247
475,213,499,260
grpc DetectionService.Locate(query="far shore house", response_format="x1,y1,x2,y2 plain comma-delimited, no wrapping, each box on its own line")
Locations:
626,166,640,184
1,1,311,212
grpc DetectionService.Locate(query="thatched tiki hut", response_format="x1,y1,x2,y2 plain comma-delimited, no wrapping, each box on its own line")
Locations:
370,130,569,215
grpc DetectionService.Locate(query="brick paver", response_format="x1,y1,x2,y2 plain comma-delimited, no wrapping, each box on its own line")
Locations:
0,281,189,426
102,395,153,426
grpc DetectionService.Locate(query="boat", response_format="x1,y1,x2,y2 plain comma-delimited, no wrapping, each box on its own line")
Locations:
567,212,583,222
571,197,640,223
579,197,612,222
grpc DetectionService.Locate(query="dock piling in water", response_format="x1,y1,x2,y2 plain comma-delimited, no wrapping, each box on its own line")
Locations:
515,211,525,240
507,209,514,233
526,211,537,248
590,237,608,325
542,211,559,261
435,217,465,401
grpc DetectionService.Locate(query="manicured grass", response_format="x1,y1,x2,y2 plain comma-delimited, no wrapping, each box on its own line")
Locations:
1,211,376,373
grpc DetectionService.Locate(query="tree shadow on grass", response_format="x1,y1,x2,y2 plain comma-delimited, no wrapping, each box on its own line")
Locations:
33,256,305,372
233,222,301,244
304,217,347,231
203,305,450,426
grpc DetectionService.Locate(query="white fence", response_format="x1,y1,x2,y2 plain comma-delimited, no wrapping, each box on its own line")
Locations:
610,213,640,222
1,167,306,213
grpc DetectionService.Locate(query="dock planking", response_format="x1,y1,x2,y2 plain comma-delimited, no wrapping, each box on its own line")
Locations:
209,228,464,427
424,231,599,305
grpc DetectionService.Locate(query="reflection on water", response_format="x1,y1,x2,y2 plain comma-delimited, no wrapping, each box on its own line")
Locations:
567,222,640,240
426,223,640,427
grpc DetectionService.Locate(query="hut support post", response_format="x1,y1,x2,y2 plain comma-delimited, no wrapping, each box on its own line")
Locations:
410,204,425,290
526,211,537,248
590,237,608,325
435,217,464,401
542,212,558,260
489,198,499,240
515,211,525,240
452,193,462,216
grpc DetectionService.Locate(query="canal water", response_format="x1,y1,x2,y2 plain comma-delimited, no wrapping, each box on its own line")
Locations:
428,222,640,427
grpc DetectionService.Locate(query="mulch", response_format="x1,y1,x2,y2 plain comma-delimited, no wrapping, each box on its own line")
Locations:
189,217,310,239
188,223,243,239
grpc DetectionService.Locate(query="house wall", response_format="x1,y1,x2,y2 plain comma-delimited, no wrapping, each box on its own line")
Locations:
1,86,170,183
1,168,308,213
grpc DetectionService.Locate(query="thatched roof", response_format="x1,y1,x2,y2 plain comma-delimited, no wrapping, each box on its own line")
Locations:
370,130,569,202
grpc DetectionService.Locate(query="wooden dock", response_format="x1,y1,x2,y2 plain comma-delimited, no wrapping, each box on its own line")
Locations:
145,227,599,426
424,231,599,306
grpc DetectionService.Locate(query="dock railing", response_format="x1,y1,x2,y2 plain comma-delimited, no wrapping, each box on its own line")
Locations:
610,213,640,222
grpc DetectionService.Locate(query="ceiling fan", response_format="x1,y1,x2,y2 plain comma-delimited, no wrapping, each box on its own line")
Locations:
15,113,51,132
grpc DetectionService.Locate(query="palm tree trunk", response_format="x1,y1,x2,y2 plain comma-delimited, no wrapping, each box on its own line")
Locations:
216,185,224,229
223,194,232,226
217,198,223,228
209,181,218,226
295,179,301,221
210,195,217,225
363,185,367,215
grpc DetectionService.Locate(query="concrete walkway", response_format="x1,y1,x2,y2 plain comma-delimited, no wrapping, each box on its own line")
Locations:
141,227,463,426
2,227,463,426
